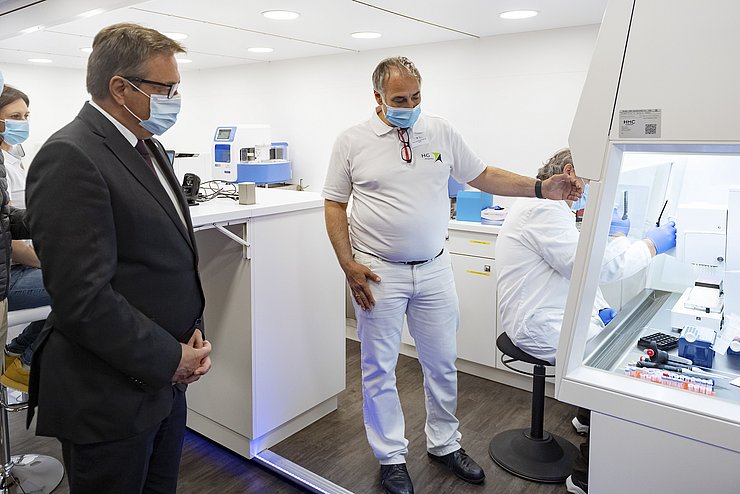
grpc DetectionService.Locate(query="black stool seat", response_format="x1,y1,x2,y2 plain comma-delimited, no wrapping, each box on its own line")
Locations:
489,332,578,483
496,332,551,366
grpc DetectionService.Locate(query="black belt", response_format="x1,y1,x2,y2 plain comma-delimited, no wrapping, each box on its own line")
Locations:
355,248,444,265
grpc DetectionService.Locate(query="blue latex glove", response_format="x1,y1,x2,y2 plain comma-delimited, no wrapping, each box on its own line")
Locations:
598,307,617,325
609,207,630,236
645,220,677,255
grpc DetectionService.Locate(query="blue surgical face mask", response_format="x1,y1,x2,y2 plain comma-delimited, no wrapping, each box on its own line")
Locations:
124,81,181,135
384,104,421,129
570,182,589,211
0,119,29,145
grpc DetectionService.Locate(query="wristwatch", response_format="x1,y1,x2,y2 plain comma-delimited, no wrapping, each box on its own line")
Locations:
534,179,544,199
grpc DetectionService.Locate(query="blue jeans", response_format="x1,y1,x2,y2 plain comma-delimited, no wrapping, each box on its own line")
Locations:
7,265,50,366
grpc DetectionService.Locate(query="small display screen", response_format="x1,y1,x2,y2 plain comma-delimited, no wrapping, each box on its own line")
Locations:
216,128,232,140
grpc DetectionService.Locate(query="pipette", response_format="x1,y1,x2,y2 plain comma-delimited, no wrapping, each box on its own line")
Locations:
656,200,668,227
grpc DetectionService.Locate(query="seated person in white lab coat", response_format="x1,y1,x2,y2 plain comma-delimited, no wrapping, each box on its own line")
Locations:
495,148,677,365
496,149,676,494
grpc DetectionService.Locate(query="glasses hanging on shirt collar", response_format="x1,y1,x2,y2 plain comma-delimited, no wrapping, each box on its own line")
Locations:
397,128,412,163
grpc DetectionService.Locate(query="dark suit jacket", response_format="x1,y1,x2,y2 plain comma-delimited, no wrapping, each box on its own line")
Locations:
25,102,205,444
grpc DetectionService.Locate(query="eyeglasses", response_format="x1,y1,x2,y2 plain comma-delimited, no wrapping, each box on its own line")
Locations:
397,128,412,163
124,77,180,99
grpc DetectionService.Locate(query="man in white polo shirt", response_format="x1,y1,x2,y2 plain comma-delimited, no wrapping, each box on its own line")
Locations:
323,56,581,494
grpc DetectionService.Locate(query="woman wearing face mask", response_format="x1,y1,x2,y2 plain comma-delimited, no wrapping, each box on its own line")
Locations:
0,74,32,370
0,85,30,208
0,84,49,392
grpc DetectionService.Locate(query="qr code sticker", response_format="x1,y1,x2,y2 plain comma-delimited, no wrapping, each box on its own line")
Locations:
645,123,657,135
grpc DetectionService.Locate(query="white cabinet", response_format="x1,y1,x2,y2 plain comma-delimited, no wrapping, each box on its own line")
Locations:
450,254,497,366
447,225,499,368
187,193,346,459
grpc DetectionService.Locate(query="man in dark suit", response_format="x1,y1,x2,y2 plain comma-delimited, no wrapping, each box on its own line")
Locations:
25,23,212,494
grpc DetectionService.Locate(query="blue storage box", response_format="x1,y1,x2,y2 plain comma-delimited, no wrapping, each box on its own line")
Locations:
456,190,493,222
678,326,716,368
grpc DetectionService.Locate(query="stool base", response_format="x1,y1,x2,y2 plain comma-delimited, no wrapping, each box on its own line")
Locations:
489,428,578,483
1,454,64,494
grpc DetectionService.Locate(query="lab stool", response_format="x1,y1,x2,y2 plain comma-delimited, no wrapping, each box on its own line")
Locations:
0,306,63,494
7,306,51,334
488,332,578,483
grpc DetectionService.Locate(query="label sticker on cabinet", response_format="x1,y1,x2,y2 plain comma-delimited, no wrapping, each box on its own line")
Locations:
619,109,661,138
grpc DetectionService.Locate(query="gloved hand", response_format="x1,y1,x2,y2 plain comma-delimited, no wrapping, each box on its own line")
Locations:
609,207,630,236
645,220,677,255
598,307,617,325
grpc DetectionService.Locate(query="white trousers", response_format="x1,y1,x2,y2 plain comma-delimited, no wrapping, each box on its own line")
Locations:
352,250,462,464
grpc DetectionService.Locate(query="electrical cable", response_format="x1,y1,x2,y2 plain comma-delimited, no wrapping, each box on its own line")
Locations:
196,180,239,202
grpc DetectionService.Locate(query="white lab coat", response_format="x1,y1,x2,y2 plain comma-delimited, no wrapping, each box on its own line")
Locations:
496,198,653,364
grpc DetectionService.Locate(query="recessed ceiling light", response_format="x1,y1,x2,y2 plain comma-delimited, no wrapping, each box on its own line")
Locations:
28,58,52,64
163,32,188,41
248,47,273,53
351,32,382,39
176,58,192,64
262,10,299,20
20,25,43,35
499,10,539,20
80,47,93,54
78,8,105,18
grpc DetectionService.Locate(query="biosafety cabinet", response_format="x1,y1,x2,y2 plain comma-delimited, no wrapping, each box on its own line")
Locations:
558,1,740,492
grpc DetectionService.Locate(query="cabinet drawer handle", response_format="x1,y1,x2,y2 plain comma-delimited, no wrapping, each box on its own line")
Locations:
468,240,491,245
466,269,491,276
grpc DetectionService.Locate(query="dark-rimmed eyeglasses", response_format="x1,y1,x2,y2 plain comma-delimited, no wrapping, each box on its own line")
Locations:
397,128,412,164
124,77,180,99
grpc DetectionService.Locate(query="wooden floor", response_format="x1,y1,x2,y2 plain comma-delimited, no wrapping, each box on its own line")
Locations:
8,339,583,493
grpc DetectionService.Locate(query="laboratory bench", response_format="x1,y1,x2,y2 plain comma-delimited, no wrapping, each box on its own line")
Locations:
186,189,346,458
586,289,740,403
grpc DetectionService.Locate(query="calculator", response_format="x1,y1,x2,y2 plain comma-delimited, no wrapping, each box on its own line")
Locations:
637,332,679,351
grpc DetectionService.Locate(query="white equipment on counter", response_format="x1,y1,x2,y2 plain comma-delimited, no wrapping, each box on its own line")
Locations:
670,203,727,333
212,125,291,184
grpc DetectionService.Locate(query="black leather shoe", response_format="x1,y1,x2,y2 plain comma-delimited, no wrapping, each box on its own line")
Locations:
380,463,414,494
428,448,485,484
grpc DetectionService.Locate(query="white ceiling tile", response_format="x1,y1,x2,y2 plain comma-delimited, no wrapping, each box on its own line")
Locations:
0,0,607,71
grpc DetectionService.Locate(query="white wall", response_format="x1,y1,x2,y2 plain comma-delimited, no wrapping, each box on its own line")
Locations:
2,24,598,203
0,63,88,160
170,24,598,200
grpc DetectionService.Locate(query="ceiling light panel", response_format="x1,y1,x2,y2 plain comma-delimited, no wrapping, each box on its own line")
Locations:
500,10,539,20
262,10,299,20
351,32,382,39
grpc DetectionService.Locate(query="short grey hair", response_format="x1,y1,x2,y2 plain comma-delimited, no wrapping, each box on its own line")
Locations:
86,23,185,100
372,56,422,95
536,148,572,181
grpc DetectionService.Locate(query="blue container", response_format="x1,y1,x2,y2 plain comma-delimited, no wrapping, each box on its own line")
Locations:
456,190,493,222
678,326,715,368
448,176,465,198
236,161,292,185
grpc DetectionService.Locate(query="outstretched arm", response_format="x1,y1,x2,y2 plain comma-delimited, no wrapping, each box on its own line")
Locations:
467,165,582,201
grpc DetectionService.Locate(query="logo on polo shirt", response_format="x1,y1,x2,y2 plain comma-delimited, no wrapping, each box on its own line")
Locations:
420,152,444,163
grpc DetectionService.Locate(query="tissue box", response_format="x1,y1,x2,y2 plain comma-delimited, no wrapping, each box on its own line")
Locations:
456,190,493,222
